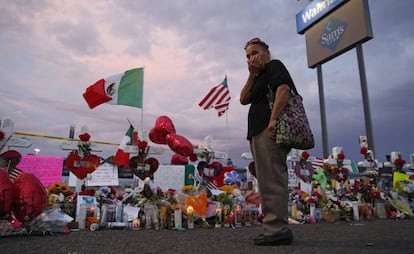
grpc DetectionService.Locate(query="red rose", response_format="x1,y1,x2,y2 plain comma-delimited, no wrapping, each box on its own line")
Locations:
337,153,345,160
300,151,310,160
79,189,95,196
394,158,406,166
138,140,148,149
109,186,117,196
79,133,91,141
360,147,368,155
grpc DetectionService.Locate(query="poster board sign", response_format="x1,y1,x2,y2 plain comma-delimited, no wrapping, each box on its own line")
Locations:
18,155,64,187
68,162,119,187
154,165,186,191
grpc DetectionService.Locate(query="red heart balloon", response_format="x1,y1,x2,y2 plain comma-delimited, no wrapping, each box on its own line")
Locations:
148,128,166,144
148,116,176,144
171,154,189,165
165,133,193,157
0,169,14,218
0,150,22,168
65,152,100,179
13,172,48,224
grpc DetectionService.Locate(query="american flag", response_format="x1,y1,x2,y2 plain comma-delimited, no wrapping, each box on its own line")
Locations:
311,157,324,170
8,167,23,182
198,77,230,117
205,180,218,191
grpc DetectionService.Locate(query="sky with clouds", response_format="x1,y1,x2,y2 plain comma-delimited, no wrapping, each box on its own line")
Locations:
1,0,413,168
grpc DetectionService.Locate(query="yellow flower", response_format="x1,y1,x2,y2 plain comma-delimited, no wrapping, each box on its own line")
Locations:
47,182,71,195
48,194,58,206
182,185,196,193
219,184,238,194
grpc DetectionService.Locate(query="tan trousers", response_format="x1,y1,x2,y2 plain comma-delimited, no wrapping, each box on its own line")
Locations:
250,129,290,236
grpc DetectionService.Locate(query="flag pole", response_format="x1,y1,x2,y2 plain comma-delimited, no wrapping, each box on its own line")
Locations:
225,108,229,159
225,74,229,160
141,67,145,134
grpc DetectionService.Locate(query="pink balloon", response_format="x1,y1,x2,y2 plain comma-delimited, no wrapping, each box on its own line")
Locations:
13,173,48,224
149,116,176,144
0,170,14,218
166,133,193,157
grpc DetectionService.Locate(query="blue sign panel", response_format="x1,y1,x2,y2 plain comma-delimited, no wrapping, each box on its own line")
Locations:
296,0,347,34
319,18,348,51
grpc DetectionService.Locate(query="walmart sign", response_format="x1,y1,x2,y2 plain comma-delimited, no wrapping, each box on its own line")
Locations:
296,0,347,34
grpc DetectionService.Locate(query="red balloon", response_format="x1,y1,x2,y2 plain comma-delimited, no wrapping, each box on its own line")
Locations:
0,170,14,218
171,154,189,165
166,133,193,157
148,116,176,144
0,150,22,168
13,173,48,224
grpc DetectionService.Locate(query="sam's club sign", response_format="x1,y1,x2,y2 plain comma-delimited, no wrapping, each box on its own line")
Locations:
296,0,348,34
319,18,347,51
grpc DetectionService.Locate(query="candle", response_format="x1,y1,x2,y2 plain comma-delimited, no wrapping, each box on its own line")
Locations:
243,206,251,227
234,204,242,228
132,219,140,230
89,206,96,218
215,205,222,228
291,203,297,219
310,203,316,217
187,205,194,229
352,201,360,221
161,206,167,229
174,207,182,228
78,204,87,229
223,204,231,228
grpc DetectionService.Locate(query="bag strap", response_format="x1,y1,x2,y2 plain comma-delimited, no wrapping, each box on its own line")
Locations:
266,85,275,110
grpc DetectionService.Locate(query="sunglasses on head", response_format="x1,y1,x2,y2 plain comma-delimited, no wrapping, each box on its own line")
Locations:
244,38,269,49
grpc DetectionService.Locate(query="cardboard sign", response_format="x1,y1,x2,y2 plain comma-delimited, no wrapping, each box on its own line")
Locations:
18,155,64,187
154,165,186,191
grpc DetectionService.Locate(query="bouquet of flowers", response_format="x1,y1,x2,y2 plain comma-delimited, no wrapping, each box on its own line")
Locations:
47,182,76,218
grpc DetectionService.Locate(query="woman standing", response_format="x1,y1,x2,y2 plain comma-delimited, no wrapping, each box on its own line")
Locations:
240,37,297,246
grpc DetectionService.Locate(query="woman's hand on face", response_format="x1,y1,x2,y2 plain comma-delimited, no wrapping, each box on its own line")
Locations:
248,53,265,75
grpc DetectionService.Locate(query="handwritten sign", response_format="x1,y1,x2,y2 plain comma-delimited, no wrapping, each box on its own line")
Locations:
68,162,119,187
154,165,185,191
18,155,64,187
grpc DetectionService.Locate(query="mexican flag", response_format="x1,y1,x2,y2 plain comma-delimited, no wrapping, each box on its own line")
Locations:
112,125,134,168
83,68,144,109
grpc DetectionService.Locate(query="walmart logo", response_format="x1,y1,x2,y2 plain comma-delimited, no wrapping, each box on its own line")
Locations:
319,18,347,51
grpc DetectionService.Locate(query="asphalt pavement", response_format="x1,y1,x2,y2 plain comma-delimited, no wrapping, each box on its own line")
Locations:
1,219,414,254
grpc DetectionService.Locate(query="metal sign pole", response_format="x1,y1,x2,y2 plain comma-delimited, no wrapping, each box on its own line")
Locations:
356,43,375,155
317,64,329,158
